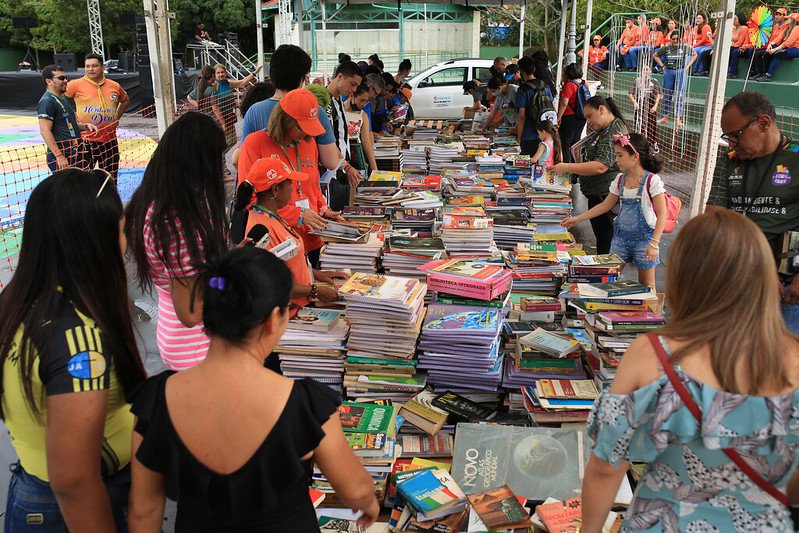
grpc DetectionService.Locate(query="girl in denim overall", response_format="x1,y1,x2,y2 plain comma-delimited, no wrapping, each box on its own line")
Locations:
561,132,668,291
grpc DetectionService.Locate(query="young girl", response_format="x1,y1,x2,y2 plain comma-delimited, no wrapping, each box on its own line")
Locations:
561,132,667,290
532,120,562,166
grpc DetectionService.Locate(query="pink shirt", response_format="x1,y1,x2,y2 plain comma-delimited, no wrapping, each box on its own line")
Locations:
143,205,210,370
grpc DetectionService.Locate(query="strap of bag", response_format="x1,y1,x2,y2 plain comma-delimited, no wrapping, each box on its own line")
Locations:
645,334,789,507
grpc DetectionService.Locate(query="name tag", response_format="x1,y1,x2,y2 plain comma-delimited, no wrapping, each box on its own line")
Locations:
295,198,311,210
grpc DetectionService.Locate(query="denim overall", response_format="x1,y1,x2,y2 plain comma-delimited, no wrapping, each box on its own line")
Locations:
609,172,659,270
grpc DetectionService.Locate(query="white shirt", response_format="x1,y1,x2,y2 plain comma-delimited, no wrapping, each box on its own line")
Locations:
609,172,666,229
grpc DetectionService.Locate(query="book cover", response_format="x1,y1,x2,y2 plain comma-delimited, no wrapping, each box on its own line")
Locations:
289,308,342,330
389,236,446,251
590,280,652,297
399,390,449,427
396,468,466,513
535,379,599,400
536,498,582,533
346,432,387,451
432,391,497,422
598,310,665,324
518,328,580,358
451,424,589,501
318,516,365,532
338,402,394,434
467,485,532,529
421,260,505,281
422,304,501,335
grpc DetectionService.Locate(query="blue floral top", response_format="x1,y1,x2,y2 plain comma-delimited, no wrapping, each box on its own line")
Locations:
588,336,799,532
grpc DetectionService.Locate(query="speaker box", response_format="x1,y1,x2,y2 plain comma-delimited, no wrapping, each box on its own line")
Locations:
138,66,156,117
12,17,38,29
118,51,136,72
54,53,77,72
119,12,136,26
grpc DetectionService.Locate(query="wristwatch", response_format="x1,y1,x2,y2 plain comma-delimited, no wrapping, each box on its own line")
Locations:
309,283,318,301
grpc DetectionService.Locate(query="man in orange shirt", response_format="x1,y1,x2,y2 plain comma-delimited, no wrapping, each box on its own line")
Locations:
65,53,129,177
615,18,640,71
752,8,789,78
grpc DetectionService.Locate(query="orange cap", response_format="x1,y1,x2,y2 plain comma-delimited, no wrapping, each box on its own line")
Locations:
400,87,413,102
246,157,308,192
776,7,788,15
279,89,325,137
651,17,662,25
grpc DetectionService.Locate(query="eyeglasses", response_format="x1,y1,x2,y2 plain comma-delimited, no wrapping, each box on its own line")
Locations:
720,115,760,144
94,167,116,198
52,75,68,81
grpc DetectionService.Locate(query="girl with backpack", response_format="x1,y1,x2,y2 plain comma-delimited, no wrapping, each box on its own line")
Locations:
561,132,666,291
557,63,589,163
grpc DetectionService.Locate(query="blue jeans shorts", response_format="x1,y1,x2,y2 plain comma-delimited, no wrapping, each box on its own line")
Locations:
609,235,659,271
4,462,130,532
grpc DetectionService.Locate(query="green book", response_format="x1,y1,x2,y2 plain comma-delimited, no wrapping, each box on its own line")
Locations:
338,401,394,434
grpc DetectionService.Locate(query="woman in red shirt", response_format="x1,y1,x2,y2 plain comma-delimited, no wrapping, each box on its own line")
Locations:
691,13,714,74
237,88,344,268
557,63,587,164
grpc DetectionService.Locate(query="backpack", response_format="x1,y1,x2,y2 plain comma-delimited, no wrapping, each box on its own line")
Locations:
569,80,592,120
519,79,555,123
615,172,682,233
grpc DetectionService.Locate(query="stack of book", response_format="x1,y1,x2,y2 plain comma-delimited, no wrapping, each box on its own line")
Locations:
505,243,569,296
440,214,494,257
338,273,428,400
503,156,534,183
343,356,419,398
446,176,495,199
391,208,437,237
397,390,450,435
391,467,468,529
402,174,441,192
400,147,428,174
429,145,461,175
417,303,504,394
521,378,599,424
312,220,367,243
475,154,505,181
490,212,536,251
341,206,389,226
277,308,349,393
397,190,443,209
319,233,384,272
382,236,446,280
567,253,624,284
420,259,513,301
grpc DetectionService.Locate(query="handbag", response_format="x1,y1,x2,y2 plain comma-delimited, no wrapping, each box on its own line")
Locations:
646,333,789,507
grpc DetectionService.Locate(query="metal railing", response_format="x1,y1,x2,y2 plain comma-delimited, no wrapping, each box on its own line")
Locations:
186,40,257,79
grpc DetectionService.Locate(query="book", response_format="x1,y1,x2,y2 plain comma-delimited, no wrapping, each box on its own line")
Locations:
395,468,466,515
535,498,582,533
467,485,532,529
535,379,599,400
587,280,653,298
399,434,455,458
288,308,342,331
432,391,497,422
309,487,326,508
518,328,581,358
318,516,365,532
398,390,450,435
338,402,395,434
597,310,666,325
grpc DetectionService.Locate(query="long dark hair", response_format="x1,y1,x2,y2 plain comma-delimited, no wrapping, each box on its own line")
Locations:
613,132,663,173
533,60,556,96
535,120,563,165
0,169,145,418
196,65,215,114
585,95,626,125
126,112,228,292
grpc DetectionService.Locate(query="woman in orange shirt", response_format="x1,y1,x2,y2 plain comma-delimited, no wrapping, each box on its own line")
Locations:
728,13,754,78
236,158,342,316
691,13,714,74
237,88,345,268
629,18,664,70
757,10,799,81
752,8,790,78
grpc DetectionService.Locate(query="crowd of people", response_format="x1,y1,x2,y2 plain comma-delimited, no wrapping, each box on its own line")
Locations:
582,10,799,82
14,29,799,532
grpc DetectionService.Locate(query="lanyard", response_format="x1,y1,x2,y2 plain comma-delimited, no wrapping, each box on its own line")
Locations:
253,204,301,239
49,93,77,139
739,136,783,216
279,144,303,196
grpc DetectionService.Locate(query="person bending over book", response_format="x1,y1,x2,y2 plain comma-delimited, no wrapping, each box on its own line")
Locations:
128,247,378,532
561,133,666,292
580,209,799,532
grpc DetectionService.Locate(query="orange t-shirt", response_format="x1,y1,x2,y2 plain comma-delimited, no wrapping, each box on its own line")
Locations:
769,22,791,47
246,210,311,314
588,45,609,64
238,131,328,252
783,25,799,49
620,26,639,52
731,26,749,48
64,77,128,143
648,30,664,47
691,24,713,46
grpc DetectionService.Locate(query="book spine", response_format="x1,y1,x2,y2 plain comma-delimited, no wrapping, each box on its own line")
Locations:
603,287,651,297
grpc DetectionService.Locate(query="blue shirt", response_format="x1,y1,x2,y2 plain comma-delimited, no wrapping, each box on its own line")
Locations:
241,98,335,145
514,84,554,141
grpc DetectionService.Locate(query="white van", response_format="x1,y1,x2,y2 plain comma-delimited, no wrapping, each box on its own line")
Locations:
406,58,495,119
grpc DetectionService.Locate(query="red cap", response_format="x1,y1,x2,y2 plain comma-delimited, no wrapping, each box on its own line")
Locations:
279,89,325,137
246,157,308,192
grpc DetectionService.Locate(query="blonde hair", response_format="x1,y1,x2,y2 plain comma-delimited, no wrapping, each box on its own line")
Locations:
214,63,227,73
267,104,299,145
658,210,798,394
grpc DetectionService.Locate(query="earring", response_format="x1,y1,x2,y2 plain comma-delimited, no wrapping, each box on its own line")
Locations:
270,193,277,200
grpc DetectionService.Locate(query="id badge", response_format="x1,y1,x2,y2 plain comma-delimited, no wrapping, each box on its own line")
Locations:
295,198,311,210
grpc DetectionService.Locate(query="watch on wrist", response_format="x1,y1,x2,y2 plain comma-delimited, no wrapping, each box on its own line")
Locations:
309,283,318,301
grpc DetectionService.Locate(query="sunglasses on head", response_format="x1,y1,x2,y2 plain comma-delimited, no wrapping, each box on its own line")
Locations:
94,167,116,198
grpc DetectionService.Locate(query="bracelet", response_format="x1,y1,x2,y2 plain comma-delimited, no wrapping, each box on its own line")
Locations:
650,238,660,243
309,283,318,301
298,216,303,227
648,243,659,250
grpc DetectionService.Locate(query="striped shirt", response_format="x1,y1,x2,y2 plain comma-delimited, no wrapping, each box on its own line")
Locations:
143,205,210,370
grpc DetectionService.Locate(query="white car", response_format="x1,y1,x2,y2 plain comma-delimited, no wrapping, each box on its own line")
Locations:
406,58,495,120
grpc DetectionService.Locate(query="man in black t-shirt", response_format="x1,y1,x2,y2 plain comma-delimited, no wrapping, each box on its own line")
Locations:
36,65,97,172
193,22,212,43
706,92,799,331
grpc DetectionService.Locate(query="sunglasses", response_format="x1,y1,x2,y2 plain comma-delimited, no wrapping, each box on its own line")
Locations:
52,75,68,81
721,115,760,144
94,167,116,198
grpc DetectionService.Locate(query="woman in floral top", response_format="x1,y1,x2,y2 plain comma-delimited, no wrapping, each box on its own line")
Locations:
582,209,799,532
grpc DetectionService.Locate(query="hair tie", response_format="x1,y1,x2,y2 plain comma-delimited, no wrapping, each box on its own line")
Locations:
209,276,226,291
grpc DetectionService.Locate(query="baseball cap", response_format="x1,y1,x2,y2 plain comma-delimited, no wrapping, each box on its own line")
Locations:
504,64,520,80
279,89,325,137
650,17,662,25
776,7,788,15
246,158,308,193
400,87,413,102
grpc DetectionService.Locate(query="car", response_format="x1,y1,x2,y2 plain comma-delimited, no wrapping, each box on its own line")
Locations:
406,58,495,119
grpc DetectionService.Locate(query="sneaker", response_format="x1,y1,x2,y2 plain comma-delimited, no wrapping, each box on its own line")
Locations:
759,74,773,82
728,74,738,79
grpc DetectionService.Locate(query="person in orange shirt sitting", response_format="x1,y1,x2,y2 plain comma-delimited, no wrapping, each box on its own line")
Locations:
579,35,609,72
65,53,129,177
756,9,799,81
752,8,789,78
616,18,641,71
691,13,714,75
629,18,664,71
236,88,344,269
728,13,754,78
235,157,343,317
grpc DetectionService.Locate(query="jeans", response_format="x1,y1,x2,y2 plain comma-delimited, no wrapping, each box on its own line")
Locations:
586,194,615,255
559,114,586,164
766,48,799,77
782,301,799,335
627,46,650,69
728,47,752,76
662,68,687,117
692,46,713,72
86,140,121,178
5,462,130,532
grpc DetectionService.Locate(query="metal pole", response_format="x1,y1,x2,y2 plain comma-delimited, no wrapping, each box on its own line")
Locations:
691,0,737,217
295,0,304,47
143,0,176,137
566,0,577,65
321,0,328,80
255,0,265,80
424,4,429,69
518,2,526,60
581,0,594,79
555,0,568,91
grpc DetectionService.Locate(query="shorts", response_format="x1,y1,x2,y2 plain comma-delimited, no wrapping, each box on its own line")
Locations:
609,234,659,271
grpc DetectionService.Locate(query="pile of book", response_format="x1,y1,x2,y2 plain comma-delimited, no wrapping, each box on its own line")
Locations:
440,214,494,257
505,242,570,296
428,145,461,175
391,466,468,530
319,232,384,272
341,206,389,228
391,208,437,237
382,236,446,280
568,253,624,284
503,156,534,183
276,308,349,393
521,378,599,424
491,211,536,250
475,154,505,181
400,147,427,174
338,273,428,401
417,303,504,394
420,259,512,301
446,176,495,199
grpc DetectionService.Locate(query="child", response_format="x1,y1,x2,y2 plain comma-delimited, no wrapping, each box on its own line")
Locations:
561,132,667,291
532,120,562,166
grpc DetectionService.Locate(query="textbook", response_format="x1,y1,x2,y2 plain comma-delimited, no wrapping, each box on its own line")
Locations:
398,390,450,435
535,498,582,533
288,308,343,331
338,402,395,434
395,468,466,515
467,485,532,529
432,391,497,422
518,328,581,358
534,379,599,400
585,280,653,298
